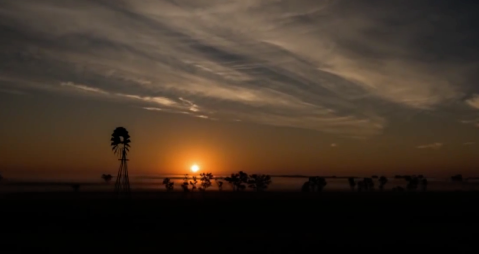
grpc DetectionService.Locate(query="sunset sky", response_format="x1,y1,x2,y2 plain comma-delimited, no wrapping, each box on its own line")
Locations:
1,0,479,178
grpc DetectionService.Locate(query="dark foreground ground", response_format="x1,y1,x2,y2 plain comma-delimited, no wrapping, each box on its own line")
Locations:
1,191,479,252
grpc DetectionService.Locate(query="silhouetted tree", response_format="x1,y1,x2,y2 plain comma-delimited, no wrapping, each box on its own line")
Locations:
451,174,463,182
308,177,327,192
190,176,198,191
393,186,405,192
317,177,327,192
301,181,311,192
215,177,223,191
225,171,248,191
348,177,356,191
72,184,80,192
199,173,214,191
404,175,412,182
101,174,113,183
421,178,428,191
247,174,272,192
181,174,189,192
357,180,364,192
163,178,174,191
363,178,374,191
378,176,388,191
406,176,419,191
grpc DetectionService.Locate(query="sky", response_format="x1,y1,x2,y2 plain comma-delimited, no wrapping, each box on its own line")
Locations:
1,0,479,178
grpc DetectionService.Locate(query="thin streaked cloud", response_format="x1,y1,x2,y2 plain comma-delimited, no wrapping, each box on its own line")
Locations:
1,0,478,137
417,143,443,150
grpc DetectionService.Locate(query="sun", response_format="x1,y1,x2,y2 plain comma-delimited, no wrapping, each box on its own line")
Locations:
190,164,200,173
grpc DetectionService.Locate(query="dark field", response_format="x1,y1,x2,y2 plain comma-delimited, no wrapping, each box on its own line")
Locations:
1,191,479,252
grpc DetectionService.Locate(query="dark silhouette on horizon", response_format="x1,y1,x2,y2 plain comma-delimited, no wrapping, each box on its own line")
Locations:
181,174,190,192
101,174,113,183
379,176,388,191
190,176,198,191
215,177,223,191
247,174,272,192
71,184,80,192
225,171,248,191
111,127,131,196
406,176,419,191
162,178,174,191
451,174,463,182
302,177,327,192
348,177,356,191
421,178,428,191
199,173,214,191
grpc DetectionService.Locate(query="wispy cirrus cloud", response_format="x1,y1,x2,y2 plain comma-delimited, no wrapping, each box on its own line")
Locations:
417,143,443,150
465,94,479,110
1,0,478,137
0,88,26,95
61,81,206,117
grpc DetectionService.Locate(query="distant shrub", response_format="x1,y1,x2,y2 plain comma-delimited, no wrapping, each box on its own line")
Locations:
199,173,214,191
162,178,174,191
101,174,113,183
181,174,189,192
190,176,198,191
224,171,248,191
247,174,272,192
215,177,223,191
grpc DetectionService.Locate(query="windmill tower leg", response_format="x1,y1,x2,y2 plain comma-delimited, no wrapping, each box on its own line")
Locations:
115,152,130,196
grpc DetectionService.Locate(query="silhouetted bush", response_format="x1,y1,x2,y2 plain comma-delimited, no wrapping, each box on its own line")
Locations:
101,174,113,183
247,174,272,192
215,177,223,191
181,174,189,192
451,174,463,182
307,177,327,192
392,186,405,192
348,177,356,191
301,181,311,192
162,178,174,191
357,180,364,192
72,184,80,192
190,176,198,191
224,171,248,191
379,176,388,191
421,178,428,191
199,173,214,191
406,176,419,191
363,178,374,191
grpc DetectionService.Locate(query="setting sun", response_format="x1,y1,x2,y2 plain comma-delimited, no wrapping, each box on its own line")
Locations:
190,164,200,173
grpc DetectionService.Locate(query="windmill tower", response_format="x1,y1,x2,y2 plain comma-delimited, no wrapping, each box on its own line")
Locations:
111,127,131,196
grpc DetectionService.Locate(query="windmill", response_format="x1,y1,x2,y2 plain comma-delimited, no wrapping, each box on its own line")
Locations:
111,127,131,196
